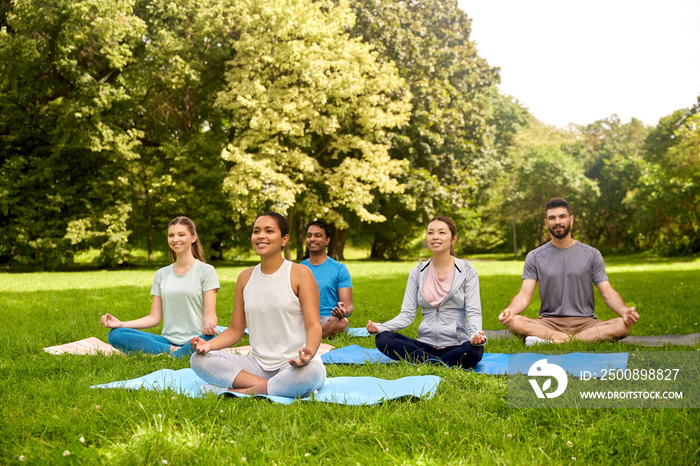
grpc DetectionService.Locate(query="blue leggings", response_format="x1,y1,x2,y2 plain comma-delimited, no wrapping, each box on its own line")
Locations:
107,328,214,359
375,331,484,369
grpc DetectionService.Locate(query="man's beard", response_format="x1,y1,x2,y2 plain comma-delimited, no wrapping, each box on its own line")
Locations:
549,224,570,239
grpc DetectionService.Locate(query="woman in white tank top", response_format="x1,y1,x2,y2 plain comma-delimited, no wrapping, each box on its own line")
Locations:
189,212,326,398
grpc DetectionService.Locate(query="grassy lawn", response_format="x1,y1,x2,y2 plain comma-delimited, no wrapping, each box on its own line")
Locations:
1,256,699,464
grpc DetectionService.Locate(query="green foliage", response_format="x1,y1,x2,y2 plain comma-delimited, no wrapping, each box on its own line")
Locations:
508,143,600,249
217,0,411,230
2,0,697,268
483,105,697,256
632,101,700,254
349,0,499,258
0,0,146,268
124,0,240,260
574,116,649,250
457,90,531,253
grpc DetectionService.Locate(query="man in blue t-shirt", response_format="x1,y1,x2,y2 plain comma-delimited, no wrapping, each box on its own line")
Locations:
300,220,353,338
498,197,639,345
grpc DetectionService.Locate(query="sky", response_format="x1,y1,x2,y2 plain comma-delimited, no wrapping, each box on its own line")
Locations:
458,0,700,128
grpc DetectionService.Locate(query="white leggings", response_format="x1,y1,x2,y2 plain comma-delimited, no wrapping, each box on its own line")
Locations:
190,351,326,398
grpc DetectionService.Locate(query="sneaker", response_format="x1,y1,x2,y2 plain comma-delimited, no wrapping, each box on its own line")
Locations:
525,336,552,347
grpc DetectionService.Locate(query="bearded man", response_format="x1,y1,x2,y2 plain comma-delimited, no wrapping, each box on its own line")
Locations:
498,197,639,345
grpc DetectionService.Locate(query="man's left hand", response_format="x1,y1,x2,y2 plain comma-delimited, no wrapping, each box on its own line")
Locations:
622,307,639,326
331,302,346,318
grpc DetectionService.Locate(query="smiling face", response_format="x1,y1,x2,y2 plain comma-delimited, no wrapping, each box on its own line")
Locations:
545,206,574,239
426,219,456,254
251,215,288,257
168,224,196,257
305,225,329,254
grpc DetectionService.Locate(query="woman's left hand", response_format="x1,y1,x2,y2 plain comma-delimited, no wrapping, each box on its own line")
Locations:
202,322,217,336
471,331,486,345
366,320,380,334
289,347,314,367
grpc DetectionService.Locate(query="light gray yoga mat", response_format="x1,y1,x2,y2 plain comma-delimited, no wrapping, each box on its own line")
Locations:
619,333,700,347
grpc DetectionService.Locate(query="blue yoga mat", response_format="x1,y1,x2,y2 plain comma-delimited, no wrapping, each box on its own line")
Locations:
347,328,371,337
91,369,442,405
321,345,627,375
322,345,397,364
507,352,628,376
215,326,248,335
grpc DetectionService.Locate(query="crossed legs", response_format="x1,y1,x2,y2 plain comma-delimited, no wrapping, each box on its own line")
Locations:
190,351,326,398
502,315,633,343
375,331,484,369
322,316,349,338
108,328,214,358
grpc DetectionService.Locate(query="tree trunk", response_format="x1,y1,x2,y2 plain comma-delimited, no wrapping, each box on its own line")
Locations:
146,214,153,262
328,228,348,260
370,236,386,259
212,241,224,261
295,212,306,261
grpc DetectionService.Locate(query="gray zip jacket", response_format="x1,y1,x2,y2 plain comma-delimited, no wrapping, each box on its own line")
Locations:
376,258,486,347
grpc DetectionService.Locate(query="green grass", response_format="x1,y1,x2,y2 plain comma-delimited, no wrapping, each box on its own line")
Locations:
1,256,699,464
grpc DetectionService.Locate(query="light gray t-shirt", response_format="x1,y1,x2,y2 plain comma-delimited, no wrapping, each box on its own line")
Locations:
523,241,608,318
151,260,220,345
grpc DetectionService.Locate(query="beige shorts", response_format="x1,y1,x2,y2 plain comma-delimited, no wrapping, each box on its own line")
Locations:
536,316,601,335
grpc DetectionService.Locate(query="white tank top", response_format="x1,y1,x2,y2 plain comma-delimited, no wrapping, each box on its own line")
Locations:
243,260,316,370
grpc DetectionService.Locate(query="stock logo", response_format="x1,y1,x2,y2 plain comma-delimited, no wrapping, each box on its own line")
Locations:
527,359,568,398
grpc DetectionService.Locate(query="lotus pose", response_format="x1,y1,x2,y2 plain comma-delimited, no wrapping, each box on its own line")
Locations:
99,216,219,358
190,212,326,398
498,197,640,345
366,216,486,369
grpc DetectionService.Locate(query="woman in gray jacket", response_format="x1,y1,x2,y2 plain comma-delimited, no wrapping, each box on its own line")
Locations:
366,216,486,368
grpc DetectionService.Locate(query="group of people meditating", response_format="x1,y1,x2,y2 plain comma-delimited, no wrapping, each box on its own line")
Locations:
99,197,640,398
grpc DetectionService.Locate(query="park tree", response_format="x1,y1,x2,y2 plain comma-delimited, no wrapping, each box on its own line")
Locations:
508,145,599,249
215,0,412,259
491,119,599,251
632,100,700,253
457,90,531,254
573,116,649,250
0,0,146,267
0,0,244,267
124,0,239,261
348,0,499,259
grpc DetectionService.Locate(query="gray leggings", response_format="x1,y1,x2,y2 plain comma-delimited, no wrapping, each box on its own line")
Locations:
190,351,326,398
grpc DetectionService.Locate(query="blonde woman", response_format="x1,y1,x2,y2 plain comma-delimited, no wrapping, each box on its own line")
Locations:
99,217,219,358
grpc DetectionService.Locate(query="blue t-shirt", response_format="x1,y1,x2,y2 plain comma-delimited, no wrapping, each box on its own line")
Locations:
300,257,352,317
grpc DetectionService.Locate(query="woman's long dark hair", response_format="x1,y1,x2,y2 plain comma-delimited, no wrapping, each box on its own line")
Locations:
428,215,457,256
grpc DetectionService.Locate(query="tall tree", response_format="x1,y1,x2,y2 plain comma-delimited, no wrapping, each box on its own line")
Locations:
216,0,412,260
125,0,239,261
459,90,531,254
492,119,598,251
0,0,146,267
574,116,649,250
633,100,700,253
348,0,499,258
